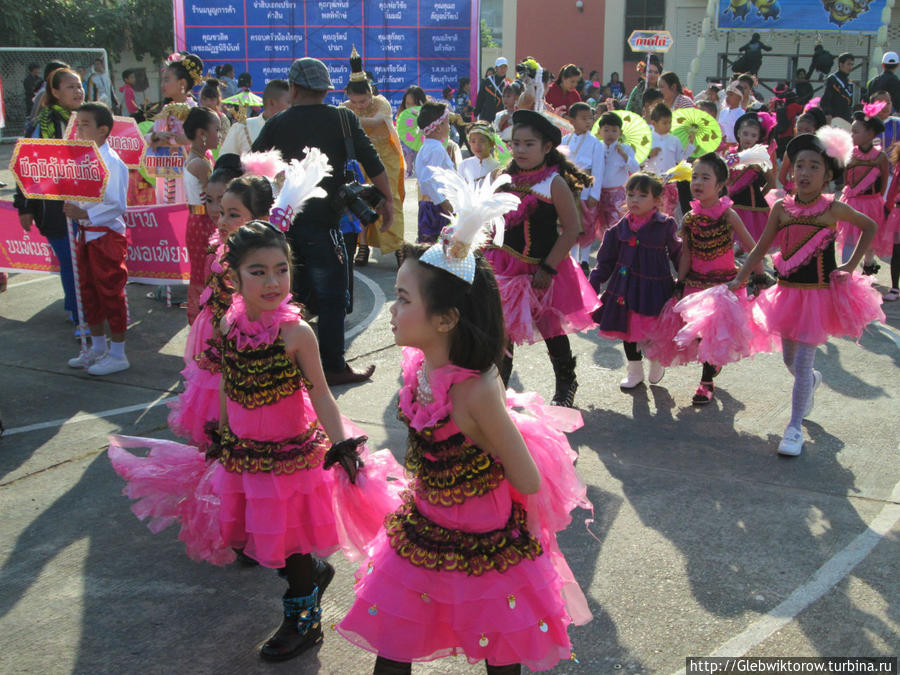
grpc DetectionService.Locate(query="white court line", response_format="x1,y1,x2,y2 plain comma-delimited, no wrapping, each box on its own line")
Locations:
673,479,900,672
346,269,386,339
6,275,56,288
3,395,176,436
5,270,386,436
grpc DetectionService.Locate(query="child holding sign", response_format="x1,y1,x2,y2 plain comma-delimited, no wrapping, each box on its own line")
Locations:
64,102,131,375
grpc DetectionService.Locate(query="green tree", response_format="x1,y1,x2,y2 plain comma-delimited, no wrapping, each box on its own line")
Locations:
480,18,499,49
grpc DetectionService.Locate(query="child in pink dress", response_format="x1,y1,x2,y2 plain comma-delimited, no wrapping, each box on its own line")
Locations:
837,104,888,275
727,112,776,249
110,222,401,662
337,176,592,674
645,153,769,404
730,131,884,457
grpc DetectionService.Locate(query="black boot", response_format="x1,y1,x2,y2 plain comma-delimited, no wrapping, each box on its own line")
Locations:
259,588,323,662
549,355,578,408
486,663,522,675
314,558,335,604
374,656,413,674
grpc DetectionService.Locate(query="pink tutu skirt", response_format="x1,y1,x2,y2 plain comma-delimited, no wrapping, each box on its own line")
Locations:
873,207,900,258
596,310,662,343
486,249,599,345
337,391,591,671
837,194,884,252
108,434,405,568
576,188,623,247
644,285,775,367
167,360,220,449
752,271,885,345
733,207,768,246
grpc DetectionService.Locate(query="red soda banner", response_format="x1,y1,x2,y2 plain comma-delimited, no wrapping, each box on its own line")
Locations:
64,115,148,170
9,138,109,202
0,201,191,284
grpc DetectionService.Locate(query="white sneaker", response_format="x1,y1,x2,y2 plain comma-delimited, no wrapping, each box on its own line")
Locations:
648,360,665,385
804,370,822,418
620,361,645,389
777,425,804,456
87,353,130,376
68,350,105,369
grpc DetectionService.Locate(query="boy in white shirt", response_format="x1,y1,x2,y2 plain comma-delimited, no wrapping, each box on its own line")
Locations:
597,112,640,239
644,103,693,215
563,102,606,268
458,121,500,184
414,102,455,243
63,102,131,375
718,83,745,144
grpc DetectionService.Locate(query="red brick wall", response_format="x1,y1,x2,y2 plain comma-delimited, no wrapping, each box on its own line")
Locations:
515,0,606,82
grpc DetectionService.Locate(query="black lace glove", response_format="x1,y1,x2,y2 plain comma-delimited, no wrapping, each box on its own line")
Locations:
323,436,367,484
746,272,775,297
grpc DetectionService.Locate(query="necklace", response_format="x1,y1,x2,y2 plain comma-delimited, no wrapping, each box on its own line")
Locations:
795,194,820,205
416,366,434,404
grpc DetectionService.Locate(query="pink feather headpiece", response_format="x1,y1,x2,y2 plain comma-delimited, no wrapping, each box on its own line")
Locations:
861,100,887,120
803,97,821,113
757,111,777,138
240,150,287,178
815,126,853,169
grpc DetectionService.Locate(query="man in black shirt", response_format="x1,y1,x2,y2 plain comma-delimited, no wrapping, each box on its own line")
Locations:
863,51,900,111
473,57,511,122
821,52,855,123
253,57,393,385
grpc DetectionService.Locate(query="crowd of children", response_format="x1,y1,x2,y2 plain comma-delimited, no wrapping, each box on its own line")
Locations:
9,47,895,673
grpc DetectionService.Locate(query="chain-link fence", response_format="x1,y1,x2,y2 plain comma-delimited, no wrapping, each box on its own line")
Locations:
1,47,108,141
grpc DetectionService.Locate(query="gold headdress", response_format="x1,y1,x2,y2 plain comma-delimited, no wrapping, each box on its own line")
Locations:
349,46,367,83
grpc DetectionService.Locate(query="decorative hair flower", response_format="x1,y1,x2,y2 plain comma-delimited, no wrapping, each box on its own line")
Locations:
861,100,887,120
419,169,520,284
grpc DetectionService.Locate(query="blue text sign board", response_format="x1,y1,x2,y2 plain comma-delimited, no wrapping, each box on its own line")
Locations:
174,0,480,109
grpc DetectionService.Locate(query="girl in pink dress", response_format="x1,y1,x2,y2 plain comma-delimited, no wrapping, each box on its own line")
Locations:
168,166,268,449
486,109,599,408
877,145,900,301
837,104,888,275
337,177,592,673
110,222,401,662
730,131,884,457
727,112,776,249
646,153,770,404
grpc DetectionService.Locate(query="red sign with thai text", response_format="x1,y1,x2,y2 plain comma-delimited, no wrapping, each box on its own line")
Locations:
0,201,191,283
64,115,148,169
9,138,109,202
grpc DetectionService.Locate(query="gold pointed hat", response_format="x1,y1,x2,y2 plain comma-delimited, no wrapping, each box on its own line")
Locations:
349,46,367,82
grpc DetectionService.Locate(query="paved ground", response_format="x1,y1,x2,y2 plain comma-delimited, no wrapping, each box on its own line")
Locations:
1,156,898,674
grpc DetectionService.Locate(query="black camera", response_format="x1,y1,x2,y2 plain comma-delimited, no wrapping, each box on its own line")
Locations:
334,181,386,225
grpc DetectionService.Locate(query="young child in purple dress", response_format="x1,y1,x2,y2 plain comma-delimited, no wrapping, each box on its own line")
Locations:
590,172,682,389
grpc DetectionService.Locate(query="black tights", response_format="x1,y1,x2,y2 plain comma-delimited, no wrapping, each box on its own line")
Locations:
500,335,573,385
373,657,521,674
283,553,315,597
624,341,642,361
891,243,900,289
701,362,719,382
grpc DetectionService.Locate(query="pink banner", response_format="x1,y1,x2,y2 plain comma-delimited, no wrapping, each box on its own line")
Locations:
0,201,191,284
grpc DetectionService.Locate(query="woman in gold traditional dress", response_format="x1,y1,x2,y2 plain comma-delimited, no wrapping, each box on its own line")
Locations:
340,48,406,266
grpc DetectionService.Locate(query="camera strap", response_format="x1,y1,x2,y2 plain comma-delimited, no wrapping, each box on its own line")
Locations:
338,107,357,183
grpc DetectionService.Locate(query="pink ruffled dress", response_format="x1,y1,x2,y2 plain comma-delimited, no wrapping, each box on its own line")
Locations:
837,147,885,252
485,166,599,345
168,235,231,448
728,166,769,244
752,194,885,345
337,348,592,671
109,296,404,568
645,198,774,367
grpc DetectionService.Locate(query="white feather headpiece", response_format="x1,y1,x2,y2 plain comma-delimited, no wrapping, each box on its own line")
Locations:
725,143,773,172
269,147,332,231
419,167,520,283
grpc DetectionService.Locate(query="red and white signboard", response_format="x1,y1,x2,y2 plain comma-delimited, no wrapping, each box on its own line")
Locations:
627,30,674,54
9,138,109,202
64,115,148,169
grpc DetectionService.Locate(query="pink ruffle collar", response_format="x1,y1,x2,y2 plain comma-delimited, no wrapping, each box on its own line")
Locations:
689,196,733,220
398,347,480,431
224,293,300,349
508,164,558,188
626,209,658,230
782,193,834,218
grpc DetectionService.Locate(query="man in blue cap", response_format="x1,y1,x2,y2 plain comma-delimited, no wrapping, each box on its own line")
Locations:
253,57,393,386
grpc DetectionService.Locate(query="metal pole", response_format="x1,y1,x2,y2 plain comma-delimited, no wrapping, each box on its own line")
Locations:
67,219,89,355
